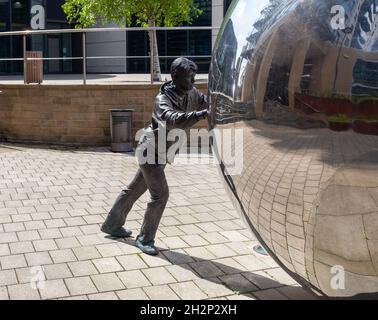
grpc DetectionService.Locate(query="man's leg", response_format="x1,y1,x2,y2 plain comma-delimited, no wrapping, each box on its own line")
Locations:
136,163,169,255
101,168,148,237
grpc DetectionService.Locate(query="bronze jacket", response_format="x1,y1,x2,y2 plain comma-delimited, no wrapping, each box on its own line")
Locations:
137,81,209,164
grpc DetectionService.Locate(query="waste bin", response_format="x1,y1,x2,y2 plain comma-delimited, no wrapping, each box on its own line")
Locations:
25,51,43,84
110,109,134,152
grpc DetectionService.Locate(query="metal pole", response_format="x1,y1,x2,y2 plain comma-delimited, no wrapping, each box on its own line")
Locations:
23,35,27,84
0,26,219,37
333,31,348,94
125,30,127,74
150,30,154,84
82,32,87,85
9,0,13,74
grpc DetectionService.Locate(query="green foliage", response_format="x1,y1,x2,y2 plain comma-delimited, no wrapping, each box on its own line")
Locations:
62,0,204,28
327,114,351,123
351,95,378,105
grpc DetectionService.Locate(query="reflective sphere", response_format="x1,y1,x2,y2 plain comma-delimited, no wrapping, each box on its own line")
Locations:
209,0,378,297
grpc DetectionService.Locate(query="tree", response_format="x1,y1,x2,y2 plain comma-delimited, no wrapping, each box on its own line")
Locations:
248,0,284,46
62,0,203,81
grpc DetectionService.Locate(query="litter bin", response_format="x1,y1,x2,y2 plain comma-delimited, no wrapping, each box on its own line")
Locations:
110,109,134,152
25,51,43,84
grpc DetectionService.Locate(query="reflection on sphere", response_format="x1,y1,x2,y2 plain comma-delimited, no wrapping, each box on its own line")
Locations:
209,0,378,297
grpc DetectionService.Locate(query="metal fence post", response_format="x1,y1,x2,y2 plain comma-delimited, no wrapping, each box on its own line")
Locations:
150,30,154,84
83,32,87,85
0,27,219,86
23,34,27,84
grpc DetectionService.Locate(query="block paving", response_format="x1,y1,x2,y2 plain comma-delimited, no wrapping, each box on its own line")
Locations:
0,144,318,300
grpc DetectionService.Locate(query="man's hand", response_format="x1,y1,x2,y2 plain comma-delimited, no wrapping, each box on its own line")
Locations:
195,109,209,120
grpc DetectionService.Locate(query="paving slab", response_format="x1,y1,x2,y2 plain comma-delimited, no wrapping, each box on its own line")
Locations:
0,145,313,300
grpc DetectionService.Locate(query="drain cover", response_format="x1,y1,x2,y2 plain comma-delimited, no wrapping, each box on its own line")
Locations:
253,244,269,256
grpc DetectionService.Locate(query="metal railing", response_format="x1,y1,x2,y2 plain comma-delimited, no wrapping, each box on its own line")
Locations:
0,26,219,85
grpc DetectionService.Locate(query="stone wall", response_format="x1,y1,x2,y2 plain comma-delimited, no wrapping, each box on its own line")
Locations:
0,83,208,146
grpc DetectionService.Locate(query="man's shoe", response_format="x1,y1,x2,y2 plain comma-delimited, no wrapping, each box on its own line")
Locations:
101,224,132,238
135,237,159,256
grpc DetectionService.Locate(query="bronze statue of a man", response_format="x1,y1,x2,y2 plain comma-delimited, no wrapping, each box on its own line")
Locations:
101,57,209,255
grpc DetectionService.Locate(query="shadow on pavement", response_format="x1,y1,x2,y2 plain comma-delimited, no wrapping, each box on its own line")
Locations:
104,235,318,300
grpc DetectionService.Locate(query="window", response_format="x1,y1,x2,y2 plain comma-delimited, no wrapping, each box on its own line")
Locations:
0,0,10,73
353,58,378,95
0,0,10,31
12,0,29,30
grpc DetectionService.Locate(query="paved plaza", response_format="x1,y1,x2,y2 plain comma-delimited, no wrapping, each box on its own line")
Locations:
0,144,317,300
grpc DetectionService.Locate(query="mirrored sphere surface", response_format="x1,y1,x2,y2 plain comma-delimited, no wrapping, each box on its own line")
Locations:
209,0,378,297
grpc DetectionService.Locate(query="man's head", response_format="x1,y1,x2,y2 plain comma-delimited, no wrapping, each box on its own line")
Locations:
170,57,198,93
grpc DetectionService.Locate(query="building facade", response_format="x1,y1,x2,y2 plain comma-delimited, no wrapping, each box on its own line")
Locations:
0,0,233,75
0,0,83,74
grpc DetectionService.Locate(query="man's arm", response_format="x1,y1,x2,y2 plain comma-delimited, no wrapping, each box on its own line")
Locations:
154,96,208,130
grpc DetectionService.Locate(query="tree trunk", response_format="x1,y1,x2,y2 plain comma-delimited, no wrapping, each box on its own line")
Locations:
148,18,162,82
